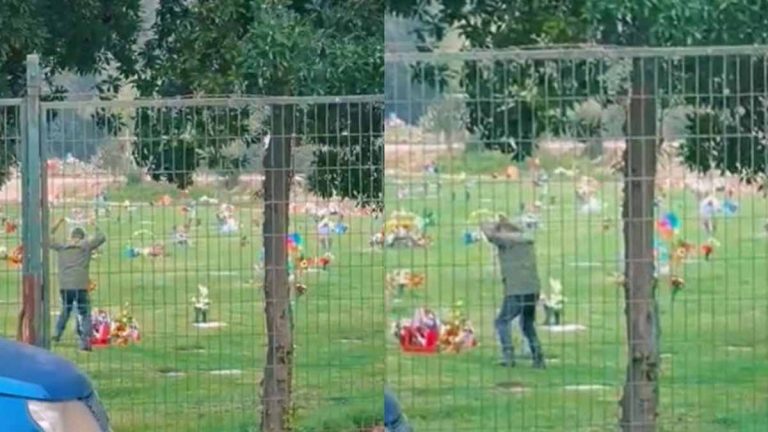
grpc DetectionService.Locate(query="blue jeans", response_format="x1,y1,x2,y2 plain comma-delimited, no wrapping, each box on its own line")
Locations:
54,290,92,349
495,293,542,361
384,388,412,432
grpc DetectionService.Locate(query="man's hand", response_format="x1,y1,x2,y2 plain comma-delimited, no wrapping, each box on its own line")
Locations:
87,223,107,250
51,217,65,234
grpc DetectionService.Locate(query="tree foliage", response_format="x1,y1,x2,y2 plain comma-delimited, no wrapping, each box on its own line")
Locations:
135,0,384,206
0,0,142,186
388,0,768,181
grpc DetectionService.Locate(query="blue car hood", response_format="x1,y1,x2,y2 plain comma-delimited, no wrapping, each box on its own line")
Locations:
0,338,92,401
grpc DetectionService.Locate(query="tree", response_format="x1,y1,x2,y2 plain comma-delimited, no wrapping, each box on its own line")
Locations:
93,140,134,175
137,2,382,430
388,1,768,430
132,0,253,189
419,94,467,152
0,0,142,187
135,0,384,207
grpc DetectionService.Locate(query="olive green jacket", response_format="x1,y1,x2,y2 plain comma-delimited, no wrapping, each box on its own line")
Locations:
50,229,106,291
481,222,541,296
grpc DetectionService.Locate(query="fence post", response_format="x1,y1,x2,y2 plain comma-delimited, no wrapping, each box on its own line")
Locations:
261,104,294,432
18,54,46,348
619,57,659,432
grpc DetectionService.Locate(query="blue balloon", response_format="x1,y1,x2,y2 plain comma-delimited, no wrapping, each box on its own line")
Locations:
463,231,477,245
334,223,348,234
288,232,303,245
723,200,738,216
663,212,680,230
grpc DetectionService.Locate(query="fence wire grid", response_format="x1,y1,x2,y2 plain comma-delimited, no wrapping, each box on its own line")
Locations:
1,93,385,431
384,46,768,431
2,45,768,432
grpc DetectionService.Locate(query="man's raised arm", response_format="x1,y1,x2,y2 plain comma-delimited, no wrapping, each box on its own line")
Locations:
87,224,107,250
480,220,533,248
49,217,66,250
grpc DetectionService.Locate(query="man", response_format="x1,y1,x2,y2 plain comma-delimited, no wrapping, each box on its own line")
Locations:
50,217,106,351
384,387,413,432
481,217,545,368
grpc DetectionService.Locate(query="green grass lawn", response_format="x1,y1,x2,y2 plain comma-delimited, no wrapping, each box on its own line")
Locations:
385,170,768,431
1,166,767,431
0,183,384,432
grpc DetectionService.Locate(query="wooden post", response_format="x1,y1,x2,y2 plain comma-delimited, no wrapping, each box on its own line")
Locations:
619,58,660,432
261,104,294,432
18,54,46,347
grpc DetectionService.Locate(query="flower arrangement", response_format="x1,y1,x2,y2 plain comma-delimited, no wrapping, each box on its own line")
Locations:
0,244,23,267
393,305,477,354
90,304,140,347
385,269,425,298
438,301,477,353
394,308,441,353
112,304,141,346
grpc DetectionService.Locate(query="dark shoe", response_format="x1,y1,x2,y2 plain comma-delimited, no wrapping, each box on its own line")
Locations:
533,355,546,369
52,335,61,343
498,359,516,367
498,351,516,367
79,346,92,352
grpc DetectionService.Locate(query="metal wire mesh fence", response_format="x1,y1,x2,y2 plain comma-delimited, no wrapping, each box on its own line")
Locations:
384,46,768,431
0,100,22,338
1,88,384,431
5,44,768,431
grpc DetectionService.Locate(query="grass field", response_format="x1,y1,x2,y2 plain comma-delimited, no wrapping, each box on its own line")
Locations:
1,158,767,431
0,182,384,432
385,165,768,431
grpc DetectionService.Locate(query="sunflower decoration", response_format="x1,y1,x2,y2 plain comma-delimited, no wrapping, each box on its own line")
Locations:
299,259,309,271
7,245,23,267
438,301,477,353
382,210,420,235
671,240,695,269
111,303,140,346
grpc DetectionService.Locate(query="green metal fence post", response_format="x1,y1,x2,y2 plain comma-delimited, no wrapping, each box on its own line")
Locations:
40,73,50,350
20,54,46,348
